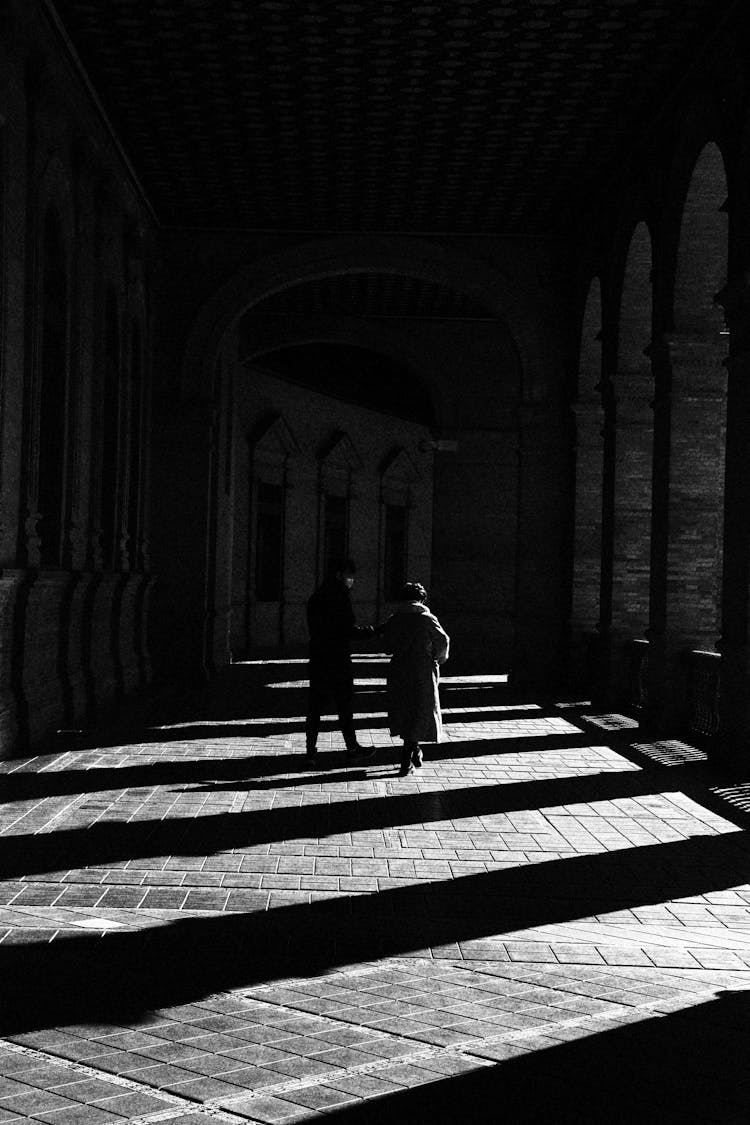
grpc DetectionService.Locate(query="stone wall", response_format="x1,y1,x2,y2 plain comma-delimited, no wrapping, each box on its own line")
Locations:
0,2,156,756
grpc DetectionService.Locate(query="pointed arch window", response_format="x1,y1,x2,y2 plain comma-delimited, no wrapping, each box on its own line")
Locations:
249,415,298,603
318,432,361,578
379,447,419,604
383,503,407,600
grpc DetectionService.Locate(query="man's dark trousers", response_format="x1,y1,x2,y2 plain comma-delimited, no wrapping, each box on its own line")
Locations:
305,665,358,753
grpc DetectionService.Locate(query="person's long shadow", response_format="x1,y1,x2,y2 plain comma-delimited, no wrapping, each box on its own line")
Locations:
0,729,598,803
46,703,557,754
4,831,750,1035
323,989,750,1124
0,760,718,879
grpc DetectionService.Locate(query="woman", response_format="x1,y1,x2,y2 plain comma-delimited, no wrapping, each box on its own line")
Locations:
379,582,450,776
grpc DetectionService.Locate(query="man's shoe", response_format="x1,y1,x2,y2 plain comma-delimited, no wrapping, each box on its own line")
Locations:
345,744,375,761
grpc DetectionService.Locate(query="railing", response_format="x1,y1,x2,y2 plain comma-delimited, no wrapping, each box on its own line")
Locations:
686,649,721,742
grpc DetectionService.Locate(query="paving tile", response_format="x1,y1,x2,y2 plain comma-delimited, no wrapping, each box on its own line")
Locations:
5,667,750,1122
30,1105,120,1124
92,1089,171,1115
220,1093,315,1121
0,1089,75,1116
280,1083,358,1110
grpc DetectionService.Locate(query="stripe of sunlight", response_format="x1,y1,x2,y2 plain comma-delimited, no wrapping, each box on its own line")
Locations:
150,706,550,733
0,738,663,880
232,653,391,665
266,678,510,689
149,707,545,731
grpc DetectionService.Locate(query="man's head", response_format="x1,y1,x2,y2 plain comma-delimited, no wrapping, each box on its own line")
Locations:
333,559,357,589
397,581,427,604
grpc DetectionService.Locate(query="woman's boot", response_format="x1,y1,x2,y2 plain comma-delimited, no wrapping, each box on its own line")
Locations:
411,744,423,768
399,742,416,776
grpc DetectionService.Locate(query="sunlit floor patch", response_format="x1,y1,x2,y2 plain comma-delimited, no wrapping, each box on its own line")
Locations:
631,739,707,766
581,713,640,731
3,668,750,1122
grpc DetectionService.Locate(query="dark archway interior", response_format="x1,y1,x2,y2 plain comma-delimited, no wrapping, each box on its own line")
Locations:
247,342,436,426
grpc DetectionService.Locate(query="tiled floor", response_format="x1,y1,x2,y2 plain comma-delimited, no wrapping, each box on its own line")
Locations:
3,656,750,1121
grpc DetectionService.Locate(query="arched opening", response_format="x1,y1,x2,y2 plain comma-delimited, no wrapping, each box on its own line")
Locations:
230,335,437,654
243,341,436,427
611,222,654,641
155,244,534,677
37,207,69,567
669,142,728,650
571,277,604,673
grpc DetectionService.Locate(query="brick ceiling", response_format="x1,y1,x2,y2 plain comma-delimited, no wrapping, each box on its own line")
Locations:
244,272,495,319
50,0,737,237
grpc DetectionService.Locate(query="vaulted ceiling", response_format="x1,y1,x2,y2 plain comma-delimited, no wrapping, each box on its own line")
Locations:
49,0,739,237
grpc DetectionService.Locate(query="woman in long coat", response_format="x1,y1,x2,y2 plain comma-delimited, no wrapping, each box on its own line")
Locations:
379,582,450,776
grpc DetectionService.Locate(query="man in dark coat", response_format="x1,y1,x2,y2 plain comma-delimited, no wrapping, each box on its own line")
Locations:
305,559,375,765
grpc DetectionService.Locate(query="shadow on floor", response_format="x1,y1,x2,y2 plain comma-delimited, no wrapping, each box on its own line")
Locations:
324,989,750,1124
1,729,606,803
49,699,552,751
4,830,750,1036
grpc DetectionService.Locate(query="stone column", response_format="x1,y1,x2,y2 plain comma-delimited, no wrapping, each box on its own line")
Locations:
429,426,518,671
588,372,616,705
569,396,605,689
715,280,750,763
608,371,654,701
645,328,727,731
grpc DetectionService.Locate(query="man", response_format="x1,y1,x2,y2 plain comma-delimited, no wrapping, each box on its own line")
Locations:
305,559,375,765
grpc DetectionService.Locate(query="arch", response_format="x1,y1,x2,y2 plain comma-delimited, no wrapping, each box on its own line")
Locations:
618,222,653,371
667,141,729,650
674,142,728,335
240,313,444,425
657,91,729,328
179,236,554,403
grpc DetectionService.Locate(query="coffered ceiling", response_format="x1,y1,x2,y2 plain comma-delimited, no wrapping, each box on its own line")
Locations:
49,0,739,237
